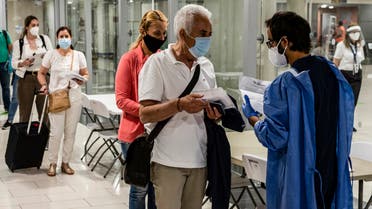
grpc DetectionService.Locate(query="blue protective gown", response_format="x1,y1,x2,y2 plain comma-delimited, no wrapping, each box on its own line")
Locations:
254,59,354,209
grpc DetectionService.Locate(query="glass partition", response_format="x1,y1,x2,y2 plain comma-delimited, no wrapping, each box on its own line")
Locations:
91,0,118,93
66,0,118,94
126,0,168,50
66,0,86,92
6,0,55,45
66,0,86,54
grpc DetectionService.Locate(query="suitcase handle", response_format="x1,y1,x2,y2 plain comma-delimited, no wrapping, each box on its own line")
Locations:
27,92,48,135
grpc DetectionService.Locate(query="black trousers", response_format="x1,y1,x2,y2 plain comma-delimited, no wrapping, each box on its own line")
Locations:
341,69,362,106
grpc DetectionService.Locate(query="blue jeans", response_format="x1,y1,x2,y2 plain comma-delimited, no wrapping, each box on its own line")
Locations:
0,63,10,111
121,142,157,209
7,73,18,122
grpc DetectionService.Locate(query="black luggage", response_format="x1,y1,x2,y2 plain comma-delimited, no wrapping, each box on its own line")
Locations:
5,94,49,172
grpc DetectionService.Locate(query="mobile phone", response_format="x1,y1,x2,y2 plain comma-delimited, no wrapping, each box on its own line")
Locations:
209,101,225,116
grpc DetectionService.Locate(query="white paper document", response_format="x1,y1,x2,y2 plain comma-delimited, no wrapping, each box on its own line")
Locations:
195,87,235,109
66,72,88,82
239,76,271,114
27,52,45,68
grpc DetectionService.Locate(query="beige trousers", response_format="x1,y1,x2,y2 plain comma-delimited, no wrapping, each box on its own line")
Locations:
48,93,82,164
150,162,207,209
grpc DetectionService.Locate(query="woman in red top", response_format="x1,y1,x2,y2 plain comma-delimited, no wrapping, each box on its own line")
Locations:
115,10,167,209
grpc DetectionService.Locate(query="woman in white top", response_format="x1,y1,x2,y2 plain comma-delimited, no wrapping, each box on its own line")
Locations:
38,26,89,176
11,15,53,124
333,24,365,107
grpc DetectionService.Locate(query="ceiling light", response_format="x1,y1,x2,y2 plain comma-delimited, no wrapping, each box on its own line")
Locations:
320,4,328,8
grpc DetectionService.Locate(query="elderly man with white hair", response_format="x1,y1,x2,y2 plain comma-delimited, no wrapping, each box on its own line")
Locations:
138,4,221,209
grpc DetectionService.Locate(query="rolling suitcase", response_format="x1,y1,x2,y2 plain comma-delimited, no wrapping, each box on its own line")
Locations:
5,93,49,172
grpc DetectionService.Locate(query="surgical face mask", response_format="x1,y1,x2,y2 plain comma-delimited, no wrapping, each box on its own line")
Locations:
58,38,72,49
187,35,211,58
29,26,39,36
349,32,360,41
268,38,288,67
143,34,167,53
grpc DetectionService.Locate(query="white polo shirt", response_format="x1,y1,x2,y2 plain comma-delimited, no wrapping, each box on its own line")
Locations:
138,44,217,168
334,41,364,71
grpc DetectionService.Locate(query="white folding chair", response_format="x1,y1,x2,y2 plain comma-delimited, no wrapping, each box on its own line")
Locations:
80,94,119,162
351,141,372,161
350,141,372,208
230,171,259,209
84,99,123,177
81,93,95,122
242,153,267,207
202,171,257,209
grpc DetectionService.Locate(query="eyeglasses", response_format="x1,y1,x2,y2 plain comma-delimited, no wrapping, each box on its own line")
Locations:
266,40,275,49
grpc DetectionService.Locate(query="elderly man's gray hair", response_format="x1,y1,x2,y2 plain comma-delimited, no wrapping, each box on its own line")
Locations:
174,4,212,39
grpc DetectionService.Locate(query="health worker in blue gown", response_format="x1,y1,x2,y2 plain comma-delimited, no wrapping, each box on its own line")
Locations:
242,11,354,209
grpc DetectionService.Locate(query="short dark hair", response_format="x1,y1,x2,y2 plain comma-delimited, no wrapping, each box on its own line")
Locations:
265,11,311,53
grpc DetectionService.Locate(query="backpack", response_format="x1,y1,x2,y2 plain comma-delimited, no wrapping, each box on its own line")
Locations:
2,30,13,73
18,34,46,60
2,30,10,52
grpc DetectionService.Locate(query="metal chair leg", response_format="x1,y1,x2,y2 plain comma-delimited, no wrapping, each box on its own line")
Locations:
81,132,98,160
87,138,106,166
229,191,241,209
249,179,265,205
103,153,124,178
364,195,372,209
91,139,113,171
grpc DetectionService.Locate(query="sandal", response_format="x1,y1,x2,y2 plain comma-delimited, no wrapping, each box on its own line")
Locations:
61,162,75,175
47,163,57,176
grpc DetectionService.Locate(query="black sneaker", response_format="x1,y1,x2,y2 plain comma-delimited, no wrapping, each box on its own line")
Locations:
353,127,357,132
2,121,12,130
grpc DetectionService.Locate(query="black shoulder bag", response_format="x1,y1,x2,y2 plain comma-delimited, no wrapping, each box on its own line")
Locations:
124,64,201,187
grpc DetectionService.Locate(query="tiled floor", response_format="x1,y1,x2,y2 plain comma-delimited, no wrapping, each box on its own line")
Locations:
0,65,371,209
0,122,130,209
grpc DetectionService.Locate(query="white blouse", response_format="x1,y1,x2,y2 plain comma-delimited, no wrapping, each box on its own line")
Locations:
12,35,53,77
334,41,365,71
41,49,87,101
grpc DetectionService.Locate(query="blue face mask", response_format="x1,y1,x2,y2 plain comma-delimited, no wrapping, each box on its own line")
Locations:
188,36,211,58
58,38,71,49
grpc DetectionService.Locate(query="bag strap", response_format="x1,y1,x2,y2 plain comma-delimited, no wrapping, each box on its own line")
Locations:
19,38,24,60
350,43,359,75
67,51,74,89
146,64,201,141
2,30,10,54
19,35,46,60
39,34,47,49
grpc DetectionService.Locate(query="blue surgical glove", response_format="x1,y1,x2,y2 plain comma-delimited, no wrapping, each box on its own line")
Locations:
242,95,260,118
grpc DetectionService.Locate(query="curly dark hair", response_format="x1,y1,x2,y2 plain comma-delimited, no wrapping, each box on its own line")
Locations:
265,11,311,53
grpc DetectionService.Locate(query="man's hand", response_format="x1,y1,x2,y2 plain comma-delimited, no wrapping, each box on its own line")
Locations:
242,95,259,118
205,102,222,121
179,93,208,113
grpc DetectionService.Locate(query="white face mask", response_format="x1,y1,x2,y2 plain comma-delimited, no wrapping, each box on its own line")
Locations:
29,26,39,36
268,38,288,67
349,32,360,41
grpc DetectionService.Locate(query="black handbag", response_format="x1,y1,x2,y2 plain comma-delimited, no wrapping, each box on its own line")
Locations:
124,65,201,187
